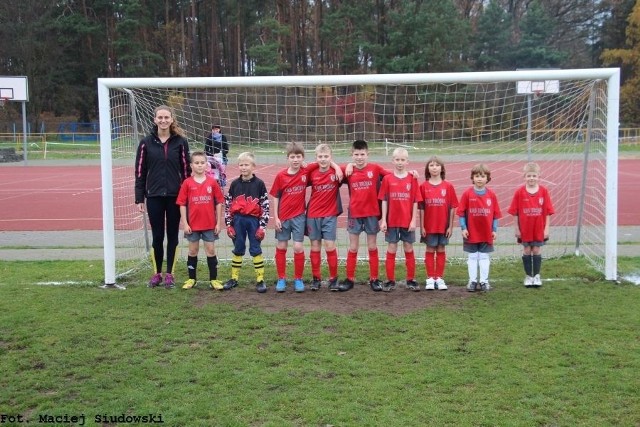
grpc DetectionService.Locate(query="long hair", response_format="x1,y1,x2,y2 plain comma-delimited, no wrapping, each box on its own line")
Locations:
153,105,186,137
425,155,446,180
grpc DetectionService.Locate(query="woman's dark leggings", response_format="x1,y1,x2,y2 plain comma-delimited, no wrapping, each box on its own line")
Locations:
146,196,181,274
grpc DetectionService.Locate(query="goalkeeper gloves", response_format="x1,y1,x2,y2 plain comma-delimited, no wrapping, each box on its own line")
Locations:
255,227,265,241
226,226,236,239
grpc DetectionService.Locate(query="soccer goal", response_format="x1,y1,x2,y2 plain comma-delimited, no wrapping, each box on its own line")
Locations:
97,69,619,285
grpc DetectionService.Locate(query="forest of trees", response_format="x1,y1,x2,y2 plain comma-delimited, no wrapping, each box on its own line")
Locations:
0,0,639,125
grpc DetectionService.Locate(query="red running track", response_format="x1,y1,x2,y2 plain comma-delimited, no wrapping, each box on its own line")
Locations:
0,160,638,231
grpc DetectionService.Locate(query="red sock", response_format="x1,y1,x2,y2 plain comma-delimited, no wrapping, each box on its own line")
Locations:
425,251,435,278
294,251,305,279
436,251,446,278
326,249,338,279
310,250,321,278
368,248,379,279
405,250,415,281
275,248,287,279
346,250,357,281
385,251,396,282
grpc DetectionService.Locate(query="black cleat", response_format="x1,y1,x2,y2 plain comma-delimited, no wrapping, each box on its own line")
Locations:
406,280,420,292
223,279,238,290
337,278,354,292
255,280,267,293
381,280,396,292
311,277,322,291
369,279,383,292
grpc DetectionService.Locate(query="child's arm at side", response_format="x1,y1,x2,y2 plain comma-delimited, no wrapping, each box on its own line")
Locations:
180,205,191,234
272,197,282,231
409,202,418,231
215,203,223,235
380,200,388,232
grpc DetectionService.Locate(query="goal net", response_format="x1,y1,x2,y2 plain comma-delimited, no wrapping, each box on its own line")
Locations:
97,69,619,285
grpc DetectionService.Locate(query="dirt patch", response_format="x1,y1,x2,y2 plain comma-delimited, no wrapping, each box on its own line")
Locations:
193,280,477,315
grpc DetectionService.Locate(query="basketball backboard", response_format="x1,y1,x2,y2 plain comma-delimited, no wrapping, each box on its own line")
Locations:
0,76,28,101
516,79,560,94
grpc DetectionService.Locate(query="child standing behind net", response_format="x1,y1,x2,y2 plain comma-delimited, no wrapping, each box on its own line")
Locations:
508,162,555,288
419,155,458,291
176,151,225,290
378,148,423,292
457,163,502,292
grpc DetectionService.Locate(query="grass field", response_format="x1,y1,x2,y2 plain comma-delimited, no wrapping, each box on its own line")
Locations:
1,257,638,426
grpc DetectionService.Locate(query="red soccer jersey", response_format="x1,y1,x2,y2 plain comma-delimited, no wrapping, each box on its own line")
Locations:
345,163,389,218
378,173,422,228
269,167,309,221
419,180,459,234
508,185,555,242
456,186,502,244
176,176,224,231
306,168,342,218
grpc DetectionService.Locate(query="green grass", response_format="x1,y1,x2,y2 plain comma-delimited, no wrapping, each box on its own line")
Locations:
1,258,639,426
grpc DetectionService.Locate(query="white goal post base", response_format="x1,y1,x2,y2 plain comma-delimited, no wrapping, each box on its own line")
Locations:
98,69,619,285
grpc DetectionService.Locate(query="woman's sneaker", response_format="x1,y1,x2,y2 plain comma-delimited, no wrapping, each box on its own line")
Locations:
164,273,175,289
148,273,163,288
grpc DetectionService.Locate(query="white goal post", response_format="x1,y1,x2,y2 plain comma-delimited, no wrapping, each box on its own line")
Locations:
97,68,619,285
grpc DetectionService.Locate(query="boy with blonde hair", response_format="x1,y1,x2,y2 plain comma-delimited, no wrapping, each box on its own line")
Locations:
306,144,342,290
378,148,423,291
223,152,270,293
508,162,555,287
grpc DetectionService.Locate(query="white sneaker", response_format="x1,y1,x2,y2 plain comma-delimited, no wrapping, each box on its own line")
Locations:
524,276,534,287
479,281,491,291
425,277,436,290
532,274,542,287
435,277,448,290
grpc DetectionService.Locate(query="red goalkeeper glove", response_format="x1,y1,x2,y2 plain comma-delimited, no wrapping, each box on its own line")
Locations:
255,227,265,241
226,226,236,239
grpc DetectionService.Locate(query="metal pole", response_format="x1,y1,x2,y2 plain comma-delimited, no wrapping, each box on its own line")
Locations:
526,94,533,162
22,101,27,165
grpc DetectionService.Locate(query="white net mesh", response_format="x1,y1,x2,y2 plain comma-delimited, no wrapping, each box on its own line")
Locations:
102,73,614,282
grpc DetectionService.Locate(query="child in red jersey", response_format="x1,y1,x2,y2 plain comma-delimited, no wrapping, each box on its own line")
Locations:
378,148,423,292
176,151,225,290
340,139,390,292
223,152,270,293
306,144,342,291
419,156,458,291
508,162,555,288
270,142,308,292
457,163,502,292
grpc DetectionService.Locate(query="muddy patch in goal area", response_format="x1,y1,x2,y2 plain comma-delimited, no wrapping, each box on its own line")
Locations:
193,281,476,315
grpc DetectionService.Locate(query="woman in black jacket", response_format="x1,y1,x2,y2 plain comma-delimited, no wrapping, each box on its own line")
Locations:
135,105,191,288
